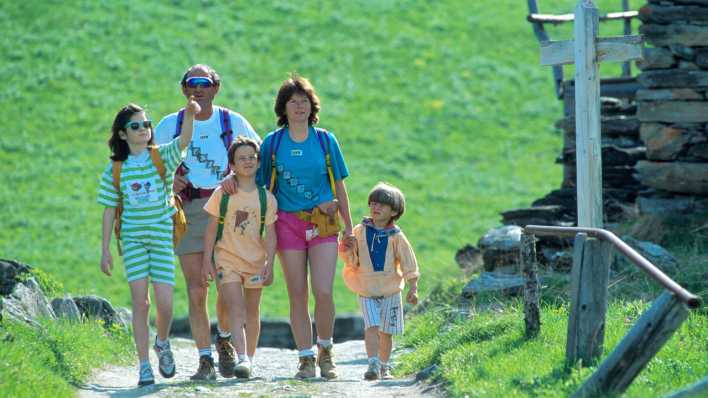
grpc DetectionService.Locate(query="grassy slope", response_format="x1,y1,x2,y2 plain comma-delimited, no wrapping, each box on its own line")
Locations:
0,0,641,318
0,318,132,398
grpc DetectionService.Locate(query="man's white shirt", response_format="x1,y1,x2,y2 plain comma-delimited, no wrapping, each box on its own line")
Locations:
154,108,260,189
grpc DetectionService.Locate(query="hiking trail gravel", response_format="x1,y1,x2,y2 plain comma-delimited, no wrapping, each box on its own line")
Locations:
78,338,440,397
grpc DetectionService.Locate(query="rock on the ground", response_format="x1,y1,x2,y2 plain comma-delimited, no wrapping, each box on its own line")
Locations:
617,236,679,275
1,277,55,326
455,244,483,273
51,296,82,323
461,272,525,298
478,225,523,271
73,295,127,330
0,259,30,296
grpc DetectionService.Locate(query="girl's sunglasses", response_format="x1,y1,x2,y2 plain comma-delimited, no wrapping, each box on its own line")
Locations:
124,120,152,130
185,76,215,88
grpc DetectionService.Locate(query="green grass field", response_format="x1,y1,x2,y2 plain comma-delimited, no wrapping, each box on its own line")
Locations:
0,0,643,319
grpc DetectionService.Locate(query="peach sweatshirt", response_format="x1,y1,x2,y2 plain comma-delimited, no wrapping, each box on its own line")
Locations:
341,220,419,298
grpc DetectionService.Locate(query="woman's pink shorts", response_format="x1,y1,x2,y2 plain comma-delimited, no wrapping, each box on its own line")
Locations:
276,210,338,251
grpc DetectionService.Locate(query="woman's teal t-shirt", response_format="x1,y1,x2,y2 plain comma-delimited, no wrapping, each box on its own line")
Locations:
258,127,349,212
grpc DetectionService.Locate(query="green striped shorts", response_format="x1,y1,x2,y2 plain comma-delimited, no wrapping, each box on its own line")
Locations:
120,218,175,285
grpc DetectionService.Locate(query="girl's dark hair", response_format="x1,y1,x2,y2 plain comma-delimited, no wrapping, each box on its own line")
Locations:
227,136,261,165
109,103,153,161
368,182,406,222
274,74,320,127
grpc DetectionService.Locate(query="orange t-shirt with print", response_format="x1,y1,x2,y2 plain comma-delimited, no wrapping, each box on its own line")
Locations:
204,186,278,274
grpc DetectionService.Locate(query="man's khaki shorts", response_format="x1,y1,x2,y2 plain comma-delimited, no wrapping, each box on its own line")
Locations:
175,197,210,256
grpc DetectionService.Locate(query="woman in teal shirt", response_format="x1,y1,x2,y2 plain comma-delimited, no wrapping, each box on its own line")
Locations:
258,74,354,380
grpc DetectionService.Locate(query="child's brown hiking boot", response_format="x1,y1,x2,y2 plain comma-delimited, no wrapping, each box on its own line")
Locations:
317,345,338,380
294,355,317,379
215,335,236,378
190,355,216,381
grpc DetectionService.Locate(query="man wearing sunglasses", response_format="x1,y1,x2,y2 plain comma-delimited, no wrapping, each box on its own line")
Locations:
154,64,261,381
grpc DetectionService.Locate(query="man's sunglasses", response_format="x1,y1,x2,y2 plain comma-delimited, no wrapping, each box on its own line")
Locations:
124,120,152,130
185,76,215,88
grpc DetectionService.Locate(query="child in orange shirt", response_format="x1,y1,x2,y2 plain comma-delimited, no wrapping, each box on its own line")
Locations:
339,182,419,380
202,137,278,379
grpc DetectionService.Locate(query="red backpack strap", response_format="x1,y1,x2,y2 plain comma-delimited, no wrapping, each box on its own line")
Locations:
173,109,185,138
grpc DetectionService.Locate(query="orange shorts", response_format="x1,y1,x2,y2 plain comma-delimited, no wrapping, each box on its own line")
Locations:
214,251,265,288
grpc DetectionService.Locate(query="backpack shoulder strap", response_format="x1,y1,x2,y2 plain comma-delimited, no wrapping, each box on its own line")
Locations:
148,146,167,181
315,129,337,199
215,189,229,242
173,109,185,138
111,161,123,193
258,185,267,238
218,107,234,149
268,128,286,193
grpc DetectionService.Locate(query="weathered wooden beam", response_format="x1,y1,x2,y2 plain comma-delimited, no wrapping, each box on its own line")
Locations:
566,234,612,367
637,47,675,70
639,4,708,24
574,1,603,228
528,11,638,25
636,89,703,101
638,69,708,89
638,101,708,123
540,36,643,66
572,292,690,398
640,23,708,47
521,234,540,339
635,161,708,195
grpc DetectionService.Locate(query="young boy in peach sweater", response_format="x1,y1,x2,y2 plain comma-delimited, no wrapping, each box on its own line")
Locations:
339,182,420,380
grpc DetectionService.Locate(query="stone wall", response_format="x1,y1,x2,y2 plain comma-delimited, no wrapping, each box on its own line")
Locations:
636,0,708,214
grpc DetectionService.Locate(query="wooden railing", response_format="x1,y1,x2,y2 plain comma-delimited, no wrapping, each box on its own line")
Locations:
520,225,702,397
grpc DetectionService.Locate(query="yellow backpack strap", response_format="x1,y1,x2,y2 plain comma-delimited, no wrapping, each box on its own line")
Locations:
111,161,124,256
316,129,337,199
148,146,167,181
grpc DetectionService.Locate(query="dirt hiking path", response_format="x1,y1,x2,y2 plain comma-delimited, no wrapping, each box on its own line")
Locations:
78,338,439,397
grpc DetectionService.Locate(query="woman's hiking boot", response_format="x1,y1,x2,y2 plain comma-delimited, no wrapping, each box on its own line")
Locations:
317,345,338,380
233,357,252,379
138,365,155,387
216,335,236,378
153,339,176,378
294,355,316,379
190,355,216,381
380,363,394,380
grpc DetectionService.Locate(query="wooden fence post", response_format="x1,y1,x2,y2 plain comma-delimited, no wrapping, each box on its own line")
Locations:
521,233,541,338
566,233,612,366
572,291,691,397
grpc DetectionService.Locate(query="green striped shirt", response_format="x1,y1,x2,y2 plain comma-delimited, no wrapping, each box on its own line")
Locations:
97,138,185,225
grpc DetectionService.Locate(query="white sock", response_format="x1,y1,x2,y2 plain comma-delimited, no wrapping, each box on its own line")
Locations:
317,337,333,348
218,328,231,339
298,348,315,357
155,336,168,348
249,356,255,365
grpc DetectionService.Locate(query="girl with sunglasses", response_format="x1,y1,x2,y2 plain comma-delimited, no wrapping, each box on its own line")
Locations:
97,96,199,387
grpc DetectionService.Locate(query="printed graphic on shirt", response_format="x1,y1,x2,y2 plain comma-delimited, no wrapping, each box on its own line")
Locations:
276,161,320,203
389,305,399,329
234,209,252,235
126,178,161,206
